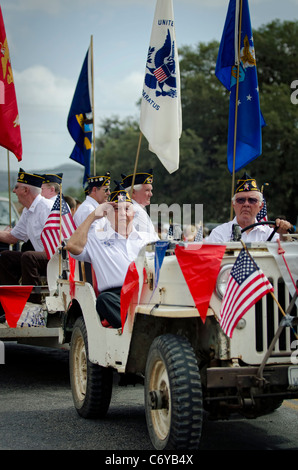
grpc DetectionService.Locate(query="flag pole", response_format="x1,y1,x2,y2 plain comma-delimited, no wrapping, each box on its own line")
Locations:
230,0,243,220
90,35,96,175
7,150,11,226
59,185,63,277
129,131,143,197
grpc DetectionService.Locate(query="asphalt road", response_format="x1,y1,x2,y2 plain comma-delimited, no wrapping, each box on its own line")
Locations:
0,342,298,452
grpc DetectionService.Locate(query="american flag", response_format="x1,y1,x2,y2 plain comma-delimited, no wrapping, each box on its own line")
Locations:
41,193,76,259
220,248,274,338
194,224,203,242
257,196,268,222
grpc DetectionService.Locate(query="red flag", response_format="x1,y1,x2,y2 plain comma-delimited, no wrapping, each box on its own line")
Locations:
41,193,76,259
220,248,274,338
68,255,76,300
175,244,226,323
0,285,33,327
120,261,139,330
0,7,22,160
120,247,147,331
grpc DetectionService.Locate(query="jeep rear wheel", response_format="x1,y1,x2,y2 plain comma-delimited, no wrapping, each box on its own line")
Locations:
69,317,113,419
144,334,203,450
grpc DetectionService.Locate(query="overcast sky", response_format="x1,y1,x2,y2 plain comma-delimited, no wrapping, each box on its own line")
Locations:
1,0,297,175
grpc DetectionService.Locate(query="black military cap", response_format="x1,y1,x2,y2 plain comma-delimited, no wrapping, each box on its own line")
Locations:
42,173,63,184
121,169,153,189
17,168,44,188
235,172,260,193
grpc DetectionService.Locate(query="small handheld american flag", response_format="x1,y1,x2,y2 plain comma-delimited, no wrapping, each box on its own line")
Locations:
256,196,268,222
41,193,76,259
220,248,273,338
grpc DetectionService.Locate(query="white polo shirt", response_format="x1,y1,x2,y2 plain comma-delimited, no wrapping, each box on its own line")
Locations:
72,223,155,292
132,200,159,241
206,216,279,243
74,196,98,227
11,194,53,251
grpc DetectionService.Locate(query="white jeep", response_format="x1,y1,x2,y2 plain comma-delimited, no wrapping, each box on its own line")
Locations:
1,228,297,450
50,229,298,450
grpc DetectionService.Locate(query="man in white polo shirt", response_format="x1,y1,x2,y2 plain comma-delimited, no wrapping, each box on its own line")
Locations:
121,169,159,240
0,168,53,308
73,171,111,228
41,172,63,201
206,173,292,243
66,183,156,328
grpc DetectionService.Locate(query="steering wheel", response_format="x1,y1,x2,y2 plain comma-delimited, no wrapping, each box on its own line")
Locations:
240,220,277,241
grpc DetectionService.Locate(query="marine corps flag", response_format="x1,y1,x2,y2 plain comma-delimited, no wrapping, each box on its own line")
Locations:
0,7,22,161
140,0,182,174
67,46,92,184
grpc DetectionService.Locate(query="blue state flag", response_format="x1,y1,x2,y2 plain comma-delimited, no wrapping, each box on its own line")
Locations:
67,47,92,184
154,241,170,290
215,0,265,174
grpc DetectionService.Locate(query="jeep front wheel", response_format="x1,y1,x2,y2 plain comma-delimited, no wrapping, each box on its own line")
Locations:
144,334,203,450
69,317,113,419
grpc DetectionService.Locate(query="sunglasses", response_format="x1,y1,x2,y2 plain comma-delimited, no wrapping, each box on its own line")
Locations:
235,197,260,205
97,186,110,193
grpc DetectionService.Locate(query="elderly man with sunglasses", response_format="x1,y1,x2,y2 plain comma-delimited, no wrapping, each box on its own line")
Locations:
206,173,292,243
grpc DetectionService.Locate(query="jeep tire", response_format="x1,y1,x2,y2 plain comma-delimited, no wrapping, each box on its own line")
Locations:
144,333,203,450
69,317,113,419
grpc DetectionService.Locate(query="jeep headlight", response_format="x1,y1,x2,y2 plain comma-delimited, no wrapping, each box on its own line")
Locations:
216,264,233,299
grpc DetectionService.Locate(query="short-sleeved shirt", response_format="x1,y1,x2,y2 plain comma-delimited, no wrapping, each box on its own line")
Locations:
11,194,53,251
206,216,279,243
72,223,155,292
74,196,98,227
132,200,159,241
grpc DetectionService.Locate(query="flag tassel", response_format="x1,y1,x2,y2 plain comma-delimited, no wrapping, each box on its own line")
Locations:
276,239,298,297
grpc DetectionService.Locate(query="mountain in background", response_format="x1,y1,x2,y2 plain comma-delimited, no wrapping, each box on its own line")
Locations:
0,164,84,194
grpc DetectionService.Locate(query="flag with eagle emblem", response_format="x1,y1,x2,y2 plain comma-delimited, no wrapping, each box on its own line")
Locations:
140,0,182,174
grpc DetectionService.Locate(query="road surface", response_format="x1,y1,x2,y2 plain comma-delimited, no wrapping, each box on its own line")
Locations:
0,342,297,452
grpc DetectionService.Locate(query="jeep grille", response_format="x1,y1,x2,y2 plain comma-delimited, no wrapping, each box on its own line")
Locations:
255,277,297,355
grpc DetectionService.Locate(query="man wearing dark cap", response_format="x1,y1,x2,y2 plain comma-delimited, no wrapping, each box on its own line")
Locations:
206,173,292,243
121,169,159,240
73,172,111,228
0,169,54,310
66,183,156,328
41,173,63,201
